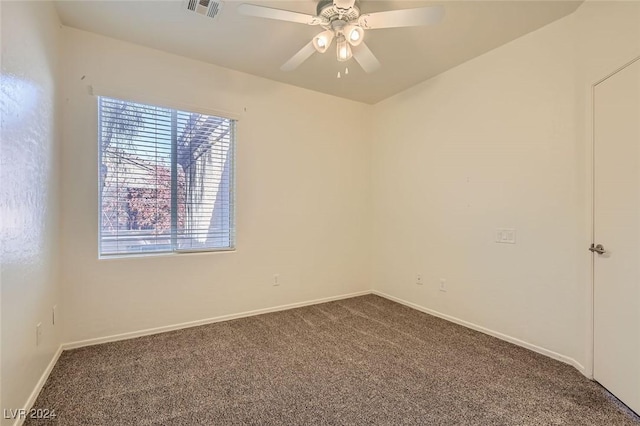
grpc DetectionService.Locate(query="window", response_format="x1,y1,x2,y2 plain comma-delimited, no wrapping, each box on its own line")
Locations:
98,97,235,256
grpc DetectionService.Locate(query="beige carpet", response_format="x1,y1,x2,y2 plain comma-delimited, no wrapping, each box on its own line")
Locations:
27,295,639,425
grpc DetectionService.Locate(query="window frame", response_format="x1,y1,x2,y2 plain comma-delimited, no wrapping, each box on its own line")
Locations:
96,94,238,258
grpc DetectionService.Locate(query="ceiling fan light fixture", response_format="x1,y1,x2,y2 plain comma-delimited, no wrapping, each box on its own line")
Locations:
312,30,334,53
239,0,445,73
336,36,352,62
345,25,364,46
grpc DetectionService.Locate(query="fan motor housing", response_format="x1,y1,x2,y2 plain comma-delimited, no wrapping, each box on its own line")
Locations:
317,0,360,23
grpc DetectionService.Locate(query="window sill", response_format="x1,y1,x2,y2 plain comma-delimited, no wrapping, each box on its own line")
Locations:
99,247,236,260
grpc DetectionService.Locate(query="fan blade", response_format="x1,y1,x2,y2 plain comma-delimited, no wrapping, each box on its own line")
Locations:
281,41,316,71
359,5,444,29
237,4,321,25
353,43,381,73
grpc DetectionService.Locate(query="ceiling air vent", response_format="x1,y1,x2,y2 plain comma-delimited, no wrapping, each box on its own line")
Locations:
186,0,223,19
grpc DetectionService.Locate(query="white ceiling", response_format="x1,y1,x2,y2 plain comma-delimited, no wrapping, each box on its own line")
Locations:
54,0,582,104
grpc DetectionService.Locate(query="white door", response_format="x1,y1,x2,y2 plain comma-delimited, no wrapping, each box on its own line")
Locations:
593,57,640,415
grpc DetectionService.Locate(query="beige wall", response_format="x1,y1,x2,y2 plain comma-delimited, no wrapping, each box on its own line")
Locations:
371,1,640,372
0,2,62,423
59,27,372,344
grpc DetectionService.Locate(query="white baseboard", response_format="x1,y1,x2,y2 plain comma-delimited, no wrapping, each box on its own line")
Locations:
372,290,586,376
62,290,372,350
18,288,587,426
13,344,63,426
63,289,587,374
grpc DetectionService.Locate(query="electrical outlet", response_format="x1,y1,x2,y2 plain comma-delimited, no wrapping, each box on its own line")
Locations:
52,305,57,326
416,274,423,285
273,274,280,286
439,279,447,292
36,323,43,346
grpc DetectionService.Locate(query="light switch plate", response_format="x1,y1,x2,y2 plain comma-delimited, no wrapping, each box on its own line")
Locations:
496,228,516,244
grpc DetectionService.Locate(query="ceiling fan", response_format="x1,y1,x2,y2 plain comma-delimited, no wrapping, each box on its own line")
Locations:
237,0,444,73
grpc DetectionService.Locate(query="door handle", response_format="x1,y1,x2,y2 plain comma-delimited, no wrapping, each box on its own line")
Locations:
589,243,606,254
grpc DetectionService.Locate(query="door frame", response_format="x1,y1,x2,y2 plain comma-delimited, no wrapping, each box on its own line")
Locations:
588,55,640,379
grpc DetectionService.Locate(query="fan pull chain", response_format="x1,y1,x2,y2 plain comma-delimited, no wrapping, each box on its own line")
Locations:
337,67,350,79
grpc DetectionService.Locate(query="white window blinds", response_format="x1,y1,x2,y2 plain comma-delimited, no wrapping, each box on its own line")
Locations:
99,97,235,256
